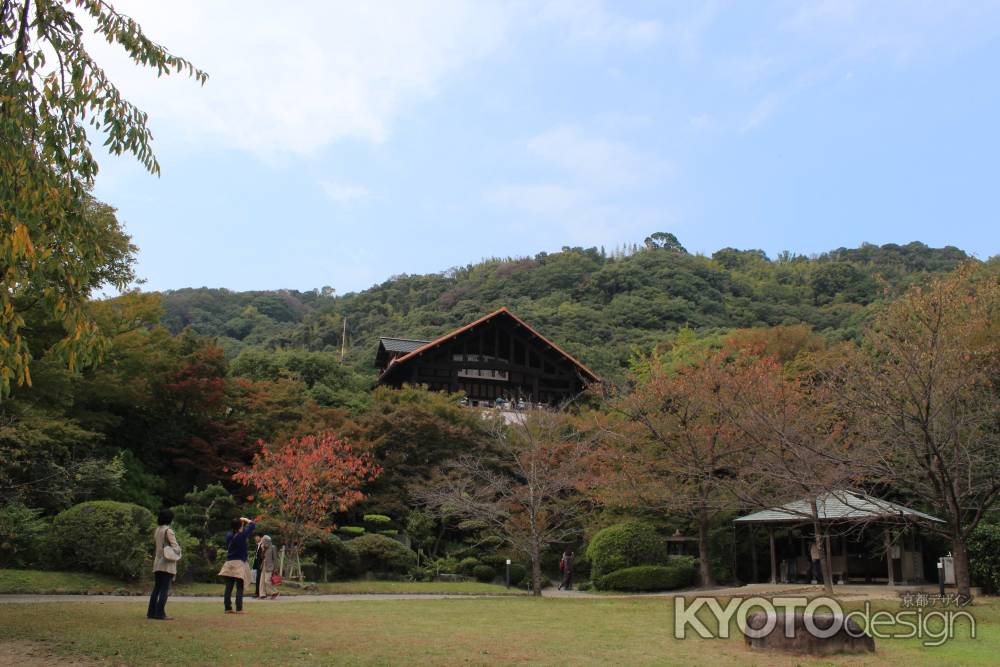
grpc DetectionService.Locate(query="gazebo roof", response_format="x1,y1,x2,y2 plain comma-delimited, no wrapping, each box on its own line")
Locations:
733,490,944,525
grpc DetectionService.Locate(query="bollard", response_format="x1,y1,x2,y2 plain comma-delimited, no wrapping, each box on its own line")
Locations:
937,560,945,596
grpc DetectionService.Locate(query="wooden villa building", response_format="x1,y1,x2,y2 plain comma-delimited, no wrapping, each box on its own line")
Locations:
375,307,600,408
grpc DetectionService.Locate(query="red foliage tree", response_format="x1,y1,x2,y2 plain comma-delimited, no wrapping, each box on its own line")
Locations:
233,432,381,567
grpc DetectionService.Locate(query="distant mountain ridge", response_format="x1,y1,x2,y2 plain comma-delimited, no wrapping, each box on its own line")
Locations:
159,239,970,380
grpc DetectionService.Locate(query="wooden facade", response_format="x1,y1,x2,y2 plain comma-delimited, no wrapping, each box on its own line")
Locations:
375,308,600,407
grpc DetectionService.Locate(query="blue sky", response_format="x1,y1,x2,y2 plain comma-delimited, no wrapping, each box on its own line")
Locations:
90,1,1000,294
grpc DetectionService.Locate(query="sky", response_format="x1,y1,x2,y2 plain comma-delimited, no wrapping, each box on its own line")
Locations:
88,0,1000,294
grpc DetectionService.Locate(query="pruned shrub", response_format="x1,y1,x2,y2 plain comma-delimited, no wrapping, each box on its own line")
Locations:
305,532,361,580
338,525,365,536
0,502,48,568
472,564,496,583
457,556,481,576
508,563,527,587
170,525,199,581
597,560,697,592
50,501,155,580
348,533,415,574
969,521,1000,594
586,521,667,580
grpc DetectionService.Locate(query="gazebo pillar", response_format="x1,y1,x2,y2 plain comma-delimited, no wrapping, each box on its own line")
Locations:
768,526,777,584
884,529,896,586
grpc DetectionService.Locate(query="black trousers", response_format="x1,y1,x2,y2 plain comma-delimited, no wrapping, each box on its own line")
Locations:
254,568,261,598
147,571,173,619
224,576,244,611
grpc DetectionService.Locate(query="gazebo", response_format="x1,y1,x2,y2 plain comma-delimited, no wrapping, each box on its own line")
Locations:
734,490,944,585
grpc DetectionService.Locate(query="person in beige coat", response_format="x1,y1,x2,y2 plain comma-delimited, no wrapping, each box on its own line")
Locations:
148,509,181,620
258,535,279,599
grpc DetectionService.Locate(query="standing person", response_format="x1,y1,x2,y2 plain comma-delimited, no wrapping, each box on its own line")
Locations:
147,509,181,620
251,534,265,598
558,549,574,591
258,535,280,600
218,516,255,614
810,540,822,584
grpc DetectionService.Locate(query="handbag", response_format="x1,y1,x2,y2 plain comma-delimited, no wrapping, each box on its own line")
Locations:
162,529,181,562
270,573,282,586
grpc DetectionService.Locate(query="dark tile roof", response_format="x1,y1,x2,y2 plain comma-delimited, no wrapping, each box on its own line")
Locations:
379,337,431,354
733,490,944,524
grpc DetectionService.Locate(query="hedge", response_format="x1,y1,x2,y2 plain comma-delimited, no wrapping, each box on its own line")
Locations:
586,521,667,580
970,521,1000,594
347,533,415,574
597,559,697,592
50,501,155,580
472,564,496,583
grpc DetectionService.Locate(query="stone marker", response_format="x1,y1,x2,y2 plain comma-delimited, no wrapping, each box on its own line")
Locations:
743,611,875,656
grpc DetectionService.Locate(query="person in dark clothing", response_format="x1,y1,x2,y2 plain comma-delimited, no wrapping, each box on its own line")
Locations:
147,509,181,620
558,549,574,591
218,516,255,613
252,534,265,598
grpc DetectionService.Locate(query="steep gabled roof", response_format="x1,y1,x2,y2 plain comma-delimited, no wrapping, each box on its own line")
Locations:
379,307,601,383
733,490,944,524
378,337,431,355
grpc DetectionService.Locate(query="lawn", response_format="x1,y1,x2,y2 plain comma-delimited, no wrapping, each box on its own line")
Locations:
0,569,524,596
0,596,995,666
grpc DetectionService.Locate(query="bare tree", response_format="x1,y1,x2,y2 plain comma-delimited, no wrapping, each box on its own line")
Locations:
600,348,752,587
416,412,595,596
842,264,1000,598
721,350,863,594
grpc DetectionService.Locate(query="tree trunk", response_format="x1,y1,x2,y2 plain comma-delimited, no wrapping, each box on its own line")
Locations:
810,502,833,594
697,512,715,587
530,542,543,597
952,533,972,600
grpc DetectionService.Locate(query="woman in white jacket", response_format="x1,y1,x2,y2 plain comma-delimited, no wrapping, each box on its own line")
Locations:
147,509,181,620
258,535,279,599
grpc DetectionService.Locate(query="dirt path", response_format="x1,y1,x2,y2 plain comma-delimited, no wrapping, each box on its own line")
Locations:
0,641,103,666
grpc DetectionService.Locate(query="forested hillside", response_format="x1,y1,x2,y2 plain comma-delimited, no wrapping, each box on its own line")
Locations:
161,236,969,381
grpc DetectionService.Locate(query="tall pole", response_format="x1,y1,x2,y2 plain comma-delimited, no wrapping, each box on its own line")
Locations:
340,316,347,362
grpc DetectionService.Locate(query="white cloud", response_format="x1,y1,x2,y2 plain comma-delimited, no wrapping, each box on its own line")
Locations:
85,1,513,158
525,125,668,188
532,0,663,47
484,125,672,242
485,184,586,217
319,181,370,204
84,1,666,161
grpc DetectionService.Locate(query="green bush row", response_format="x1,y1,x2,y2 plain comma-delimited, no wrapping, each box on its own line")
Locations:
596,559,697,592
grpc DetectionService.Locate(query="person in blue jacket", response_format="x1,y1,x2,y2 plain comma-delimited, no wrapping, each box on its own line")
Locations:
217,516,255,613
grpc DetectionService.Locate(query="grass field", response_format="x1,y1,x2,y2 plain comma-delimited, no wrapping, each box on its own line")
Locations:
0,596,995,666
0,569,524,596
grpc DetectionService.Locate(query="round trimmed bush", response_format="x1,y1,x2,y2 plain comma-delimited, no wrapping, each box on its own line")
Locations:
586,521,667,580
457,556,481,576
472,564,496,583
598,559,697,592
347,533,415,574
507,563,527,587
50,501,155,580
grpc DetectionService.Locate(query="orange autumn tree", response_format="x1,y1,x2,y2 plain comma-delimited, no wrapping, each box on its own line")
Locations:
233,431,381,573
